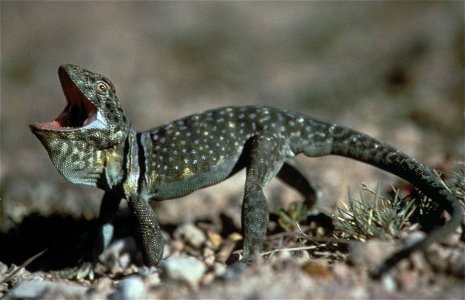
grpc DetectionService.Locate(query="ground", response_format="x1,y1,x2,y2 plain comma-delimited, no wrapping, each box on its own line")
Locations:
1,2,464,298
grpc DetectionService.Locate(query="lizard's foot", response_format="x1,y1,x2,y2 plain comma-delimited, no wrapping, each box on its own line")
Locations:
224,253,264,280
51,261,95,281
224,259,248,280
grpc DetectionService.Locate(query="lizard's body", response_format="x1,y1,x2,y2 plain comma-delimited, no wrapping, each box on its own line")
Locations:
30,65,463,278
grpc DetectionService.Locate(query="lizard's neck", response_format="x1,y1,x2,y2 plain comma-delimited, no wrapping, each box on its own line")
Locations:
32,127,131,190
100,128,137,193
44,135,108,187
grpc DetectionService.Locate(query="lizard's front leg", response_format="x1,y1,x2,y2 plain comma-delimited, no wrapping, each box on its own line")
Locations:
50,192,122,280
127,196,164,266
96,192,122,256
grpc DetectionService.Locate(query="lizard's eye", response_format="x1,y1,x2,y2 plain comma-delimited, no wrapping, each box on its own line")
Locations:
96,81,108,93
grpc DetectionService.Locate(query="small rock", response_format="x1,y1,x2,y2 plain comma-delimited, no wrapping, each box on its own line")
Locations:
426,244,465,276
111,275,146,300
119,253,132,269
350,239,398,270
332,262,351,280
137,265,159,276
349,287,369,299
222,261,247,281
396,268,421,291
0,261,8,275
163,241,171,259
381,274,397,292
6,280,87,299
86,277,114,299
203,247,216,266
161,256,207,288
144,272,161,287
5,265,29,287
294,251,311,266
207,230,223,248
403,231,426,248
124,264,141,276
274,249,292,262
442,233,461,247
227,232,243,242
99,237,137,269
174,223,206,248
302,261,332,280
410,250,428,273
217,233,242,263
201,272,216,285
212,263,227,277
92,277,113,293
169,239,185,256
446,248,465,277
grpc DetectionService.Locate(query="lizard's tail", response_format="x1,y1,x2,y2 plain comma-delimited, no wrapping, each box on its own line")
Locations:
298,121,463,278
331,124,463,278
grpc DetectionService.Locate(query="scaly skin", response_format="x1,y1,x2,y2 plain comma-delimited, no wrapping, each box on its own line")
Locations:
30,64,463,278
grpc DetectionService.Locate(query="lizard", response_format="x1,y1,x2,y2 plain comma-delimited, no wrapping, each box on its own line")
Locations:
29,64,463,278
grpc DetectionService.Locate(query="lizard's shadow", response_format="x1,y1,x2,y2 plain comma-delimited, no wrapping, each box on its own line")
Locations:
0,206,340,272
0,212,137,272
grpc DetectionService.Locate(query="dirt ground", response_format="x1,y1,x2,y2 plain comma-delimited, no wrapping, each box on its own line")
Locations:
1,2,464,298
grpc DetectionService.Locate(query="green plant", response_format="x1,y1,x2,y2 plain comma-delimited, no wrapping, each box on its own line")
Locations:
334,184,417,241
278,202,309,232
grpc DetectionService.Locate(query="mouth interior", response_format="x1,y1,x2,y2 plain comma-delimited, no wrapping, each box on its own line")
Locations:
32,68,97,130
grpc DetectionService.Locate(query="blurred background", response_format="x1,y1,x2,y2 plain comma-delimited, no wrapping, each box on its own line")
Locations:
1,2,463,229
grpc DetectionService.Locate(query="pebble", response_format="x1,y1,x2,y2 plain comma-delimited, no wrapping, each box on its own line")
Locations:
332,262,351,280
99,237,136,269
302,261,332,279
87,277,114,299
0,261,8,275
349,287,369,299
110,275,146,300
403,231,425,248
6,280,87,299
203,247,216,266
95,277,112,290
426,244,465,276
144,272,161,287
349,239,397,270
381,274,397,292
213,262,227,277
174,223,206,248
201,272,216,285
161,256,207,288
207,230,223,248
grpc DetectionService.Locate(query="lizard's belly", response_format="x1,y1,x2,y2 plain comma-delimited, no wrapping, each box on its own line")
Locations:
144,154,244,200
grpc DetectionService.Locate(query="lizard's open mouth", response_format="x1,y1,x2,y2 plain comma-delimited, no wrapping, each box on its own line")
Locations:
30,67,97,131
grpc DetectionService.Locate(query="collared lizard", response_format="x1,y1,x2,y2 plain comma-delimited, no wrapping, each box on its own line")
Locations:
30,64,463,278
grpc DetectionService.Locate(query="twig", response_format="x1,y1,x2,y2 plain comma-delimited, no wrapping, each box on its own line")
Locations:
0,248,47,285
261,245,319,257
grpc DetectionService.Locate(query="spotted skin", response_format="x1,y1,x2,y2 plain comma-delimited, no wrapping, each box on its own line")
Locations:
137,106,311,199
30,65,463,278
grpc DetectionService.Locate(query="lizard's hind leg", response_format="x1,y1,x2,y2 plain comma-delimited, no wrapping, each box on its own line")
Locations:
127,195,164,266
241,135,288,261
276,161,320,210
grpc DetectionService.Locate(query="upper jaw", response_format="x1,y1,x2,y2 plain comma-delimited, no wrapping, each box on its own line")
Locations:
30,65,100,132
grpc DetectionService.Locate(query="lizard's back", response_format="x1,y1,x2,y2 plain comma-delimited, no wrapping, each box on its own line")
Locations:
138,106,318,199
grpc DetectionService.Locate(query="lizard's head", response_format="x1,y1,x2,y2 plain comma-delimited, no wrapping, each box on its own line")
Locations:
29,65,129,186
30,64,129,144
